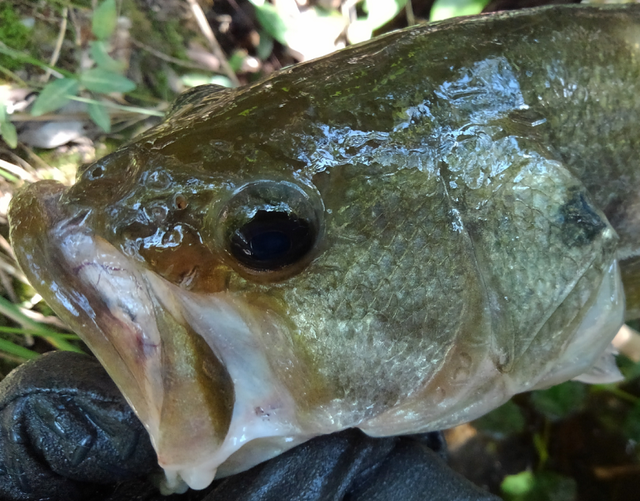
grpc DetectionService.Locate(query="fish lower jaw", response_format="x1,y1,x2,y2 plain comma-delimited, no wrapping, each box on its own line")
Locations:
157,413,309,493
141,274,311,493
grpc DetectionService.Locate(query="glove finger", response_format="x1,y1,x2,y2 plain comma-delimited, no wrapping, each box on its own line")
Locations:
348,438,500,501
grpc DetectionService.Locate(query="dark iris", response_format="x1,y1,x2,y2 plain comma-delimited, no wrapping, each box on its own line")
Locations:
230,210,315,271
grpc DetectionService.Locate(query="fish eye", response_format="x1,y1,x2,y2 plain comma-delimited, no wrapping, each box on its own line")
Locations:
229,210,314,271
215,181,323,275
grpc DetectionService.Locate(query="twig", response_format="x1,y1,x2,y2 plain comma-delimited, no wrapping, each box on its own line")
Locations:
131,39,213,70
405,0,415,26
0,159,38,182
613,324,640,363
18,308,72,333
110,114,152,135
594,464,640,480
67,96,166,117
43,7,69,83
0,269,17,304
186,0,240,87
341,0,358,24
0,42,68,79
0,253,30,286
19,144,51,171
1,150,38,179
0,236,16,262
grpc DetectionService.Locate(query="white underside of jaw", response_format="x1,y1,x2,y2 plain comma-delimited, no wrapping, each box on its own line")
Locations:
144,272,306,492
56,228,305,494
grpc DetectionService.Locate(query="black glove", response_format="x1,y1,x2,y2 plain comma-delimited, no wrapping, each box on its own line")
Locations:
0,351,158,501
0,351,500,501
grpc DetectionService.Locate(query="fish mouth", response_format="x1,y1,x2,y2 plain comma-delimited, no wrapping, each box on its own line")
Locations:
8,181,310,492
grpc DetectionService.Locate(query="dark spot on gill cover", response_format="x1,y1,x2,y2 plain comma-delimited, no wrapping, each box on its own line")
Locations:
559,189,607,247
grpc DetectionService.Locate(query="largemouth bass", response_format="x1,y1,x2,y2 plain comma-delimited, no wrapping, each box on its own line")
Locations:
8,4,640,493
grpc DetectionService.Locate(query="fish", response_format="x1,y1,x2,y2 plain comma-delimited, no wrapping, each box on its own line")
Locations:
8,3,640,494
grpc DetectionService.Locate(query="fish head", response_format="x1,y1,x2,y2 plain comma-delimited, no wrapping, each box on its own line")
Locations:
8,25,625,493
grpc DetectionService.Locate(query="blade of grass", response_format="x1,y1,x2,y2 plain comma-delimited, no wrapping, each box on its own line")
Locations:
68,95,165,117
0,43,74,78
0,296,82,352
0,169,18,183
0,159,37,183
0,338,39,360
0,65,28,86
0,326,78,340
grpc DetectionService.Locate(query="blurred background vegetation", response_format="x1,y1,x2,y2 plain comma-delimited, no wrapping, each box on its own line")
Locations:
1,0,640,500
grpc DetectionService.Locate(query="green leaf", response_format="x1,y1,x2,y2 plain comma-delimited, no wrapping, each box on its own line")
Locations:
363,0,408,30
530,381,587,421
181,74,233,89
210,75,234,88
80,68,136,93
0,296,83,353
88,101,111,132
474,400,525,438
249,0,289,46
0,120,17,148
228,51,246,73
256,31,274,61
502,471,535,498
430,0,491,21
502,471,577,501
31,78,80,116
92,0,117,40
89,41,125,73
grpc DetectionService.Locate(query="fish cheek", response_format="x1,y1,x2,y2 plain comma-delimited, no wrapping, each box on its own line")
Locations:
154,308,234,465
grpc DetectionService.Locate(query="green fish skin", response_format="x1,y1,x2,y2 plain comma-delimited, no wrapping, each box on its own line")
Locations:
7,4,640,493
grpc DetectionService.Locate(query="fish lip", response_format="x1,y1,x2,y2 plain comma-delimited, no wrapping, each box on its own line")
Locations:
9,180,94,241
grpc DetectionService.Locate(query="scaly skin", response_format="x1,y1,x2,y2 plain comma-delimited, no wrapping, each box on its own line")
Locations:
8,4,640,491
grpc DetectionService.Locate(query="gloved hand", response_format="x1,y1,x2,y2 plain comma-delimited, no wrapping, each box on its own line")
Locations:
0,351,500,501
0,351,157,501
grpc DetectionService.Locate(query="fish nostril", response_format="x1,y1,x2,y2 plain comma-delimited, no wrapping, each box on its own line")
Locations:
175,195,188,210
90,166,105,179
145,170,172,190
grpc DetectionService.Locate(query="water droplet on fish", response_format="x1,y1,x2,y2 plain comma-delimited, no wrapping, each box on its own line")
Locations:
145,170,172,190
162,226,184,247
145,205,168,224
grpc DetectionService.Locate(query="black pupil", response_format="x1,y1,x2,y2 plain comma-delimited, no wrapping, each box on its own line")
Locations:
230,210,314,271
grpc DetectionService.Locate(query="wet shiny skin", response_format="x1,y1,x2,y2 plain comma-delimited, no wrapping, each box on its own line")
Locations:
8,4,640,493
